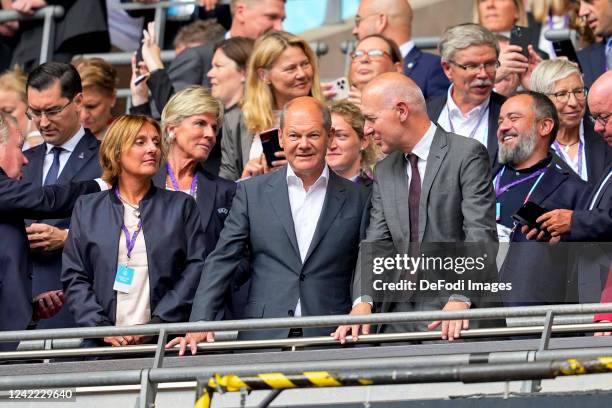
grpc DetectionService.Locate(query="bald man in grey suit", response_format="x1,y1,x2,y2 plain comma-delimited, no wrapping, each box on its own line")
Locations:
333,73,498,343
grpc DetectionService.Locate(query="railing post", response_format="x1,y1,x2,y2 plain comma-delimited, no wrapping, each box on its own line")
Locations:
324,0,343,25
39,6,61,64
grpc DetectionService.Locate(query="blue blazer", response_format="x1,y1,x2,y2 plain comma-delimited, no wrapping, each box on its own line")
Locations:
577,42,605,89
498,162,590,305
189,168,371,340
0,171,100,350
21,129,102,328
583,119,612,184
404,46,450,100
427,91,506,166
61,185,208,327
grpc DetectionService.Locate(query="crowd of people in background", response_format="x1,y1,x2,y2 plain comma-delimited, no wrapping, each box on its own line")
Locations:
0,0,611,355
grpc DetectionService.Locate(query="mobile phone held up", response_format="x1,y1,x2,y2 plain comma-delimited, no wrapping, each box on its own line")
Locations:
332,77,350,101
510,25,532,58
260,128,282,168
552,40,582,72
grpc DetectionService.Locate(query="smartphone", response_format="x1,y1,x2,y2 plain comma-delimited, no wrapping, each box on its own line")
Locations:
260,128,282,168
512,201,548,228
553,40,582,72
510,25,531,58
136,44,144,64
332,76,350,101
134,73,150,86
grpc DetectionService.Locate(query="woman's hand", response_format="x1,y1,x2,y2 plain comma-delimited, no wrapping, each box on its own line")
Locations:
241,154,269,178
141,22,164,73
130,53,150,106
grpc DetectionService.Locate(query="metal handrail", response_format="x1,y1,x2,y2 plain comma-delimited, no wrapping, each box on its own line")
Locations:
0,6,65,64
1,303,611,343
2,322,612,361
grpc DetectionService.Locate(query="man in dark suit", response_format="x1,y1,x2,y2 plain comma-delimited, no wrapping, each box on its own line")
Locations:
428,23,505,167
21,62,101,329
494,92,589,306
167,96,370,355
577,0,612,88
0,113,102,350
352,0,449,99
334,73,498,343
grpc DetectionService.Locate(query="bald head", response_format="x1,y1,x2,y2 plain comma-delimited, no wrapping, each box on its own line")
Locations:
364,72,427,114
353,0,413,44
588,71,612,143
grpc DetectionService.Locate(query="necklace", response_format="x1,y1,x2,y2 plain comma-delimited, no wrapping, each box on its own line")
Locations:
116,193,141,218
556,140,579,153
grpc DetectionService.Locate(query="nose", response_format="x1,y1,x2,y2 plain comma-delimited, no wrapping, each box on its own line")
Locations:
497,117,511,134
39,114,50,127
295,65,306,79
594,120,605,134
206,67,214,80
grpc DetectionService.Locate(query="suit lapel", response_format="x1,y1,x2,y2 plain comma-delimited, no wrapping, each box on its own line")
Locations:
487,93,505,166
266,168,300,259
303,172,346,265
583,120,604,182
27,144,46,187
195,166,217,228
529,165,567,205
403,46,421,76
390,153,410,250
419,129,448,242
57,130,99,183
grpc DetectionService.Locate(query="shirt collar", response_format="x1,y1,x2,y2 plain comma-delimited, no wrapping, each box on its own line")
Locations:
507,154,553,174
406,122,436,162
224,31,231,40
45,126,85,154
446,85,490,119
286,163,330,189
399,40,415,59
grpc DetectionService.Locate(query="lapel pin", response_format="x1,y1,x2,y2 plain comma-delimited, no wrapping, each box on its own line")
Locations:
407,62,414,69
217,208,228,215
78,152,84,159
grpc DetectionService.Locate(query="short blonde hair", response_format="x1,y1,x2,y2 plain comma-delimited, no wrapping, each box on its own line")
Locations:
242,31,322,134
329,100,379,172
473,0,528,28
161,85,224,144
0,67,27,102
99,115,164,185
73,58,117,97
530,59,583,95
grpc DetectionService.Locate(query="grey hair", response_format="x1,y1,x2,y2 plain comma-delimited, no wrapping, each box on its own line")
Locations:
280,98,332,133
438,23,499,62
530,59,583,95
0,113,16,145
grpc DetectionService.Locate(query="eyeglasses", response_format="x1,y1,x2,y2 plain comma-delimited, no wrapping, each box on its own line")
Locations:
26,99,73,120
448,60,500,74
350,49,392,61
589,112,611,127
547,88,588,103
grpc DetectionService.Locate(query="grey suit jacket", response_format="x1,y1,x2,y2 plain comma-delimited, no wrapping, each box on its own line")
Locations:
190,167,371,339
353,126,498,314
218,108,253,181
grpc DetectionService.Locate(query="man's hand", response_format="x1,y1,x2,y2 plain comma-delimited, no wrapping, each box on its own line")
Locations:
198,0,219,11
11,0,46,15
165,332,215,356
331,302,372,344
537,209,573,237
520,45,543,90
496,44,528,83
320,81,337,100
271,150,287,169
427,300,470,341
32,290,64,320
141,22,164,72
26,223,68,252
130,53,150,106
347,86,362,108
0,21,19,37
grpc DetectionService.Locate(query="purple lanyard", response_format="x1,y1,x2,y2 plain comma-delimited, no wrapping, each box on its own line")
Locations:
494,167,547,198
446,102,488,140
115,189,142,260
167,164,197,197
552,140,583,178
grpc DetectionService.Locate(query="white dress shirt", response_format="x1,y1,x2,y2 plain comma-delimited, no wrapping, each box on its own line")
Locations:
436,85,490,148
41,126,86,185
286,164,329,316
399,40,415,59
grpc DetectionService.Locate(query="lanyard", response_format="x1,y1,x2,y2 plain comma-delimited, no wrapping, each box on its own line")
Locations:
446,102,489,140
167,163,198,198
552,140,583,179
115,188,143,261
494,166,548,202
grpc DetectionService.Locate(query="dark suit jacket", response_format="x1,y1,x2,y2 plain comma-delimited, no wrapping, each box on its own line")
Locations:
583,119,612,184
498,162,590,305
427,91,506,166
0,170,100,350
403,46,450,100
190,167,371,339
61,185,207,327
577,42,606,89
21,129,101,328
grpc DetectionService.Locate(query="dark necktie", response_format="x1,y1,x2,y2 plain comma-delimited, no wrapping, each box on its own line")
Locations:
408,153,421,243
43,146,64,186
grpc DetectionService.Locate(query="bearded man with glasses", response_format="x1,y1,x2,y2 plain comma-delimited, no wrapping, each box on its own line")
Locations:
21,62,102,330
428,23,506,168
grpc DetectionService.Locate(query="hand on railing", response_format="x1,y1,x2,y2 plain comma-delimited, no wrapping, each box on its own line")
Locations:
0,21,19,37
427,300,470,341
130,53,150,107
331,302,372,344
141,22,164,73
104,335,153,347
165,331,215,356
11,0,47,15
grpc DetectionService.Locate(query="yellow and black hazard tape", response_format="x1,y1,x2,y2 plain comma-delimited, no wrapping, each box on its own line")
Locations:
194,357,612,408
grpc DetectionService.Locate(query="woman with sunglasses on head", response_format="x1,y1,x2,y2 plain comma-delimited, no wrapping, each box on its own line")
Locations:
62,115,207,347
531,59,612,183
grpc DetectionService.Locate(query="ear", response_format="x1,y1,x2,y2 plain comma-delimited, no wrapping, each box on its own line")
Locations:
166,123,178,138
233,3,247,24
376,13,388,34
73,92,83,112
538,117,554,138
441,59,453,81
278,127,285,149
257,68,269,84
394,62,402,73
396,100,411,122
360,134,370,151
